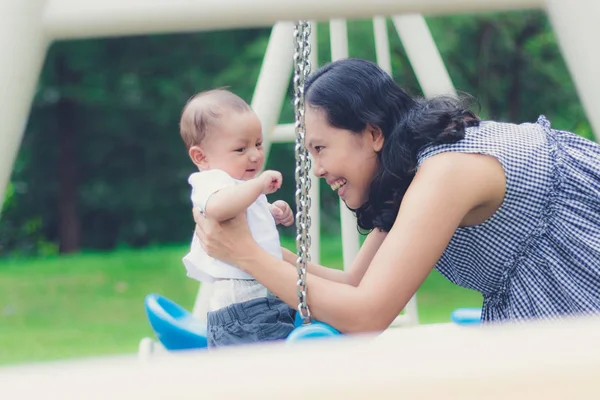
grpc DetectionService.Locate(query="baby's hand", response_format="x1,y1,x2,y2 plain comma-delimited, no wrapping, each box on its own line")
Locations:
270,200,294,226
259,170,283,195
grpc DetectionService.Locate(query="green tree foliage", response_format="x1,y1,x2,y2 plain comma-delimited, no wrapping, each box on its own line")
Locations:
0,10,593,256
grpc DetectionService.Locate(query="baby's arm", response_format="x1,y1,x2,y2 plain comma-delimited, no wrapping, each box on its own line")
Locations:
205,179,262,221
202,170,282,222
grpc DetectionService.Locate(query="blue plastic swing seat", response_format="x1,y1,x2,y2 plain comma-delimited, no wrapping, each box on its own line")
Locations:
144,293,341,350
145,293,483,351
286,311,341,342
144,293,208,350
145,294,485,351
450,307,483,326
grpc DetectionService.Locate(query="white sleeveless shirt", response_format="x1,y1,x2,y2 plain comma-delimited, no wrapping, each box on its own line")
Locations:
182,169,283,283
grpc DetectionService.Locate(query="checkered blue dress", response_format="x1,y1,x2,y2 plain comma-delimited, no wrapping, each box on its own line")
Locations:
417,115,600,323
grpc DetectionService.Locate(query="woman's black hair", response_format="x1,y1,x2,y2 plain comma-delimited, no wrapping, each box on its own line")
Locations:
304,58,480,232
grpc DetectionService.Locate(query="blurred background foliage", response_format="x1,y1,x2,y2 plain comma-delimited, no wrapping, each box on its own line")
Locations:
0,10,591,257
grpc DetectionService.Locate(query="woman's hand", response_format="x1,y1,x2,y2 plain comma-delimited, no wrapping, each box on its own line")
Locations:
193,207,257,266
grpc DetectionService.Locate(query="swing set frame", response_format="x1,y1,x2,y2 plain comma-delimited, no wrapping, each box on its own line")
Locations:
1,0,600,398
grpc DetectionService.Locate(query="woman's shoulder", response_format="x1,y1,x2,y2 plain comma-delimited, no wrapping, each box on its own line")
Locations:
416,116,547,167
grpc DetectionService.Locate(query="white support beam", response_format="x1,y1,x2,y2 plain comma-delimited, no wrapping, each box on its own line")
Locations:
271,123,296,142
545,0,600,140
307,21,321,264
392,14,455,98
0,0,49,216
329,19,361,270
329,19,350,61
373,17,393,74
191,282,213,321
372,16,420,326
4,316,600,399
43,0,545,41
389,14,455,326
252,22,295,159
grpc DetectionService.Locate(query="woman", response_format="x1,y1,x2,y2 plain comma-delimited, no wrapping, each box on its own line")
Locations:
193,58,600,334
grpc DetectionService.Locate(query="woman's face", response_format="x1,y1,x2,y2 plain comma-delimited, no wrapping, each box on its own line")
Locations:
304,106,383,209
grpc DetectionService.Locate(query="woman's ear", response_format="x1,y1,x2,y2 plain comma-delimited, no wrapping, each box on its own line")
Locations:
367,124,384,152
189,146,209,169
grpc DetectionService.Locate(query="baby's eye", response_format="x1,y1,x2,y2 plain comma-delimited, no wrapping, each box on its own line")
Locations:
314,146,324,153
256,142,263,148
235,147,245,153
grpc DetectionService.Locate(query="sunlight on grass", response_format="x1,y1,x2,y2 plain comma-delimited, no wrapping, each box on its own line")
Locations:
0,236,481,366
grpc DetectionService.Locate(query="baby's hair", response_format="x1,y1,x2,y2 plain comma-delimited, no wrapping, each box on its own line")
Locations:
179,88,251,149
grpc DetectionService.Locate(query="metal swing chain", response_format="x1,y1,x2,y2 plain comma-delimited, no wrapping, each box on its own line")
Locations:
292,20,312,325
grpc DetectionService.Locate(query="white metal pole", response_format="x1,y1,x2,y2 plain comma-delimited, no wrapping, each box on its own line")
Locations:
329,19,360,270
191,282,213,321
308,21,321,264
329,19,349,61
372,17,420,326
389,15,456,324
43,0,546,41
393,15,454,325
0,0,49,217
252,22,295,158
271,123,295,142
373,17,393,74
545,0,600,140
392,14,455,97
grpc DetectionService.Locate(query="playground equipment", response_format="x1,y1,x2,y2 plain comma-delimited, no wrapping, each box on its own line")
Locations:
181,15,438,335
1,1,600,398
3,315,600,399
1,5,597,342
143,20,344,351
142,13,459,353
144,294,208,351
144,291,341,352
142,8,500,349
2,1,600,221
141,14,452,351
450,307,483,326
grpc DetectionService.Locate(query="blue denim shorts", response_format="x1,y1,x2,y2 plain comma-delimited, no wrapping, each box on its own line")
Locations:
207,294,296,348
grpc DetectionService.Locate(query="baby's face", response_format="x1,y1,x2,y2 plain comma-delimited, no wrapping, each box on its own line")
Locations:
201,111,265,180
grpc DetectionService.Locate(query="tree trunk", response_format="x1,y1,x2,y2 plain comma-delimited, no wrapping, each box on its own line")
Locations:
56,53,80,254
508,19,542,121
476,21,495,107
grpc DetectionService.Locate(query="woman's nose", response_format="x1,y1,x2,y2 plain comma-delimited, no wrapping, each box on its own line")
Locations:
312,161,325,177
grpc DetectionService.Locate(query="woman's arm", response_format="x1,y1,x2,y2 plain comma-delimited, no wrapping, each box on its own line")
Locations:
197,152,505,333
280,229,388,286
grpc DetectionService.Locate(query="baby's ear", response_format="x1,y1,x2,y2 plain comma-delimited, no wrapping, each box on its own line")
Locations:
189,146,208,169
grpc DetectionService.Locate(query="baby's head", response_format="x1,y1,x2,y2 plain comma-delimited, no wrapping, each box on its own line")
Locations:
179,89,264,180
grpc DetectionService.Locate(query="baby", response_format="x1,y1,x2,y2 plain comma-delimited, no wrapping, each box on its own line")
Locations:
179,89,296,348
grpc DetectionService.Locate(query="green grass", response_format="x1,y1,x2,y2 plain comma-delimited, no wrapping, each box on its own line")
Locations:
0,236,482,366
